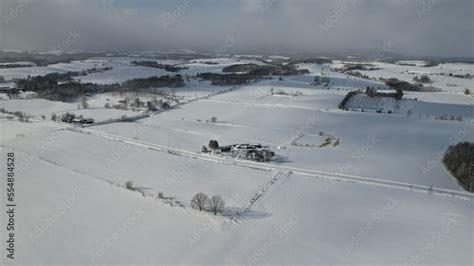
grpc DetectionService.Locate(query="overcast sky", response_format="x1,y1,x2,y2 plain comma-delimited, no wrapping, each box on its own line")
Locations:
0,0,472,57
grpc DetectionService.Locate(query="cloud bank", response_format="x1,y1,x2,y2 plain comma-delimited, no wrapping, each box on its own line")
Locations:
0,0,472,57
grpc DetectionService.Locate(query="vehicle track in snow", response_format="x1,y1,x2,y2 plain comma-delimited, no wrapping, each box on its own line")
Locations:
228,172,291,224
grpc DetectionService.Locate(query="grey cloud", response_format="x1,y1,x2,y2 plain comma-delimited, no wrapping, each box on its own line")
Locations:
0,0,472,57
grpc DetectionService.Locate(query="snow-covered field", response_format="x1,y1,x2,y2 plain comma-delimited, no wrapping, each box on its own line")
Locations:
0,59,114,81
0,98,140,122
331,60,473,94
76,65,172,85
0,56,472,265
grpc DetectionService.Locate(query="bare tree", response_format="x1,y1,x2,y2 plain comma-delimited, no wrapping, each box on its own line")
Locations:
81,97,89,109
125,181,134,190
17,112,29,122
208,140,219,154
191,193,209,211
208,195,225,215
413,75,432,84
211,116,217,123
51,113,57,121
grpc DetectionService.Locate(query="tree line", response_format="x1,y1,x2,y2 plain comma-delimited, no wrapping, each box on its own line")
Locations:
14,72,184,102
197,72,263,86
443,142,473,192
131,61,188,72
222,63,309,76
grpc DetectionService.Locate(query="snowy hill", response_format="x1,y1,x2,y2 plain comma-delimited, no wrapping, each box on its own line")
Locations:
0,55,472,265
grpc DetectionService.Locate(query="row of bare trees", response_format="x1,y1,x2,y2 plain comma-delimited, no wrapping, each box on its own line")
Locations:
122,180,225,214
191,193,225,215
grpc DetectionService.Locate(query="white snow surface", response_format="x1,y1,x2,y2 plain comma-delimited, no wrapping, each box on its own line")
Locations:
0,56,473,265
